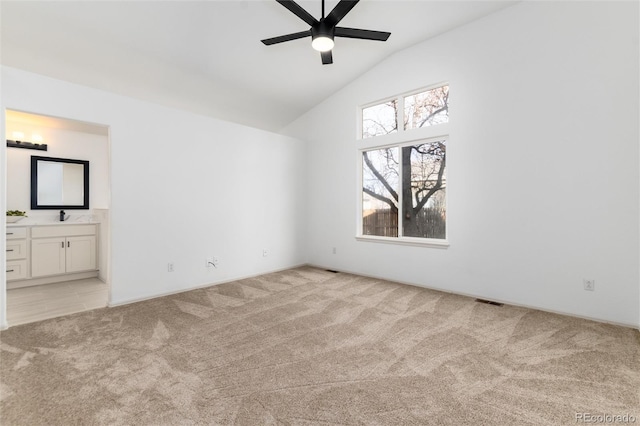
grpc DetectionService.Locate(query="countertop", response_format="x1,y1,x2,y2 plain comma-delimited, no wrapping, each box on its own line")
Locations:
6,217,100,227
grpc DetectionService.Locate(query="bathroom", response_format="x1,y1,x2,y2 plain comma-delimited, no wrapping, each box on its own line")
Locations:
5,109,110,326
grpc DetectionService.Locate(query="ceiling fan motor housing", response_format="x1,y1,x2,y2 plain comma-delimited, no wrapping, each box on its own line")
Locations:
312,20,335,41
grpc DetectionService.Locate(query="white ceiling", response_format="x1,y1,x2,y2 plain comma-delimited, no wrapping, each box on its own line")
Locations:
1,0,516,132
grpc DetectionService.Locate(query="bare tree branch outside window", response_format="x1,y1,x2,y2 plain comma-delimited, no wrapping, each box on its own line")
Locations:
362,100,398,138
404,86,449,130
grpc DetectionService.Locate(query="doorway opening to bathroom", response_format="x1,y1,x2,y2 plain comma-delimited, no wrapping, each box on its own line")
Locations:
4,109,111,326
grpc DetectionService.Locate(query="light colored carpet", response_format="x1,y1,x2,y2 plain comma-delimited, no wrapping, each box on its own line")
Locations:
1,266,638,425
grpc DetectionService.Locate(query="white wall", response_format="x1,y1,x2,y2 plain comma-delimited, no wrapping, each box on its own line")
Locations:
283,1,640,327
5,120,110,218
1,66,308,326
0,72,5,328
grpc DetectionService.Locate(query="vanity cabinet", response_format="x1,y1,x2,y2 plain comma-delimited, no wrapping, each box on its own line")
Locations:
6,227,28,280
31,225,97,278
6,223,99,288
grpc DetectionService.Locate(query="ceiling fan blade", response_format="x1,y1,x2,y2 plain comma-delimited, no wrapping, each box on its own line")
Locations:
321,50,333,65
276,0,318,26
325,0,360,27
261,30,311,46
335,27,390,41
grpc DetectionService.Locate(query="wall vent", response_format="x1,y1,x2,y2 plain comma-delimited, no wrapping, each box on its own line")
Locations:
475,298,503,307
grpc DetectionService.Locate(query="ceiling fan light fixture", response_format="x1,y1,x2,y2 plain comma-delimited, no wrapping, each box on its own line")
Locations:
261,0,391,64
311,35,334,52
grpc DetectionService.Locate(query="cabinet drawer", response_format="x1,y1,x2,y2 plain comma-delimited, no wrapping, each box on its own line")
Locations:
6,260,27,281
6,239,27,260
6,227,27,239
32,225,96,239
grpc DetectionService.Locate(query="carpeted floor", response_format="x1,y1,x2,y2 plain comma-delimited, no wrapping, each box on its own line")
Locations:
1,266,638,425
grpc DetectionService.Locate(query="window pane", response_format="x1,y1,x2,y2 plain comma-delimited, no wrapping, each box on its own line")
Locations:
362,100,398,138
401,141,446,239
404,85,449,130
362,147,399,237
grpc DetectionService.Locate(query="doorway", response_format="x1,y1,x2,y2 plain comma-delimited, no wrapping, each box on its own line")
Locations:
4,110,111,326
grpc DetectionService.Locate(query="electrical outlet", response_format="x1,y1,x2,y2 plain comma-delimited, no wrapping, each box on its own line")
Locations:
263,249,268,257
583,279,595,291
168,263,174,272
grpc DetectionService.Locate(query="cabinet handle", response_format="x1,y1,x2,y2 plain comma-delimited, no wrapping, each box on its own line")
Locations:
67,241,70,248
61,242,64,248
6,232,14,235
6,269,14,273
6,249,14,252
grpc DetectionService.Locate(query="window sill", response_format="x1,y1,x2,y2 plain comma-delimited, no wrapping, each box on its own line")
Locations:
355,235,449,248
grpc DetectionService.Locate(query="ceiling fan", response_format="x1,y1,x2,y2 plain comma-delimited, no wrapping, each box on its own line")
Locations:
261,0,391,65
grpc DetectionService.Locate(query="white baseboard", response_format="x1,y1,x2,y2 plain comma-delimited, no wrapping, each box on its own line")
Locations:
307,263,640,331
8,271,99,289
108,263,308,308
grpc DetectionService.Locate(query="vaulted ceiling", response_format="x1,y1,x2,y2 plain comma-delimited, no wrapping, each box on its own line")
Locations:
1,1,516,132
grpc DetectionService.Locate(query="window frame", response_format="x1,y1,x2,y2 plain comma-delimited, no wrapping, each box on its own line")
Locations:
356,82,450,248
357,82,449,141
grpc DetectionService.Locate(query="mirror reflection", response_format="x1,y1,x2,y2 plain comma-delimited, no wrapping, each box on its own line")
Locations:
37,161,85,206
31,156,90,210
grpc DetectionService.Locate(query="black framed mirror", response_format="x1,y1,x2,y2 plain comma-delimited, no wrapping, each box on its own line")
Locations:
31,156,90,210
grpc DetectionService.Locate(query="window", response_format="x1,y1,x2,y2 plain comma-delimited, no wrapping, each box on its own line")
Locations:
359,84,449,245
404,86,449,130
361,85,449,139
363,147,399,237
362,139,447,240
362,100,397,138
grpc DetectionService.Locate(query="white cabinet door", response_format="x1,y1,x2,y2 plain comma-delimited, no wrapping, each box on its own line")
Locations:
31,237,66,277
65,236,96,273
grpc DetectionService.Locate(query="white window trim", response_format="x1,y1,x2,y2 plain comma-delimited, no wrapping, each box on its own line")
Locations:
355,235,449,248
357,124,449,151
357,83,450,248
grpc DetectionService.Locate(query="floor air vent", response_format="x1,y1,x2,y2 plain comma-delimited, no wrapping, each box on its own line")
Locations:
475,299,504,307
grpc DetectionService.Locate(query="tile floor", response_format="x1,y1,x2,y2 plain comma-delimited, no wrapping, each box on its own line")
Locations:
6,278,109,326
